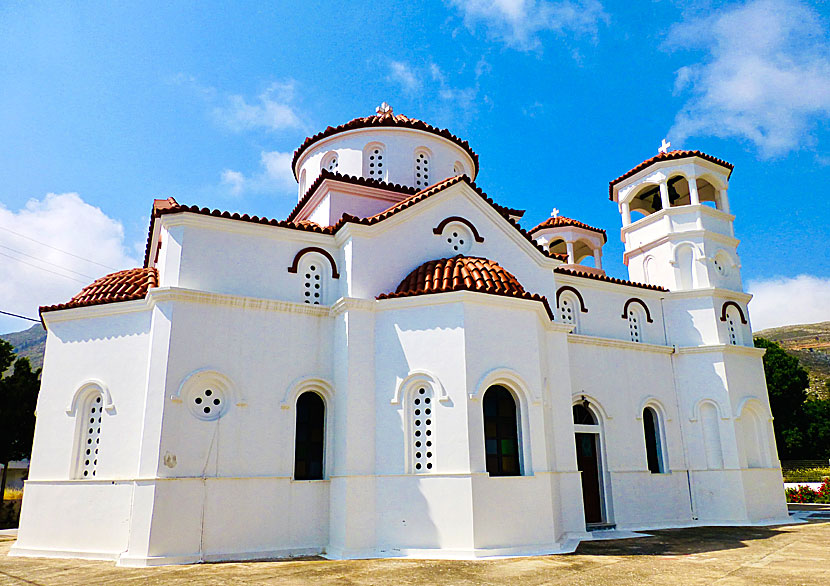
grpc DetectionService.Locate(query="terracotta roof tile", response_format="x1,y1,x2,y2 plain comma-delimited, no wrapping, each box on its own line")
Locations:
554,266,667,292
529,216,607,242
378,255,554,319
292,109,479,179
145,174,567,267
608,150,733,199
40,267,159,315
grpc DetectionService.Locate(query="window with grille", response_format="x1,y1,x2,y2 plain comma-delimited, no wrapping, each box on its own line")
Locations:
322,152,338,173
725,306,742,345
410,385,435,473
364,144,386,180
301,257,324,305
415,150,430,188
628,308,642,342
558,295,578,332
78,392,103,479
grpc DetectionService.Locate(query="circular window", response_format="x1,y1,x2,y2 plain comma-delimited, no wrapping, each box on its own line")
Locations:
713,254,730,277
188,386,228,421
443,223,473,255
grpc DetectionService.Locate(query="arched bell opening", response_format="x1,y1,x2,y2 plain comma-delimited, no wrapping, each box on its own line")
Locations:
629,183,662,217
696,177,721,210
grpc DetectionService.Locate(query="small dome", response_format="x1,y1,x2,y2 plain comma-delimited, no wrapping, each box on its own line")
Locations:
530,216,607,243
380,256,526,299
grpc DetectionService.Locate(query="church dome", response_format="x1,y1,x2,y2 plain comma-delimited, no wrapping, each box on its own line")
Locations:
292,103,479,196
379,256,526,299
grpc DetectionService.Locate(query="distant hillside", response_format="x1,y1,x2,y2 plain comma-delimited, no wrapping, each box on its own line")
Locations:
756,321,830,398
0,324,47,372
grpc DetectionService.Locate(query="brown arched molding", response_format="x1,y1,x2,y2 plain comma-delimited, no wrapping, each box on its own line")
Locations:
621,298,654,323
720,301,747,324
287,247,340,279
432,216,485,243
555,285,588,313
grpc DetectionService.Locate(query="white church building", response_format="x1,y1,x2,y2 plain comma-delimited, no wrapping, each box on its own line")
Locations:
12,104,789,566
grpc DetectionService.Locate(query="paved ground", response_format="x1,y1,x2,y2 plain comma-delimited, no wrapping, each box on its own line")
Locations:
0,516,829,585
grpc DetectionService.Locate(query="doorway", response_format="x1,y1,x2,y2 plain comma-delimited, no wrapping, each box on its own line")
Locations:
575,432,602,524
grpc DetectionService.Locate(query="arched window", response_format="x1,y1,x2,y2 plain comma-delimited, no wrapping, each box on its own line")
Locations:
643,407,665,473
627,305,644,343
76,391,104,479
322,152,339,173
294,391,325,480
363,143,386,181
414,149,431,188
299,169,307,198
558,293,579,332
725,305,743,346
675,245,695,290
300,254,326,305
408,384,435,473
643,256,655,285
482,386,520,476
700,402,724,469
573,403,596,425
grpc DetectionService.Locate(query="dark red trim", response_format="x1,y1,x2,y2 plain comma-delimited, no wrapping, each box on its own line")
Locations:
287,247,340,279
621,298,654,323
720,301,747,324
556,286,588,313
432,216,485,243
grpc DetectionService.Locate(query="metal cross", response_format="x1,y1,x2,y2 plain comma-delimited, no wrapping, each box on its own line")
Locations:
658,138,671,154
551,208,559,217
376,102,393,117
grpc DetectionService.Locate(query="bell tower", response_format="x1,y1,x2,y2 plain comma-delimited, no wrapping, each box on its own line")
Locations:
609,145,741,293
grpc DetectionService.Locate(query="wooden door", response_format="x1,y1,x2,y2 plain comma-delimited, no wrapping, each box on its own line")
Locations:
575,432,602,524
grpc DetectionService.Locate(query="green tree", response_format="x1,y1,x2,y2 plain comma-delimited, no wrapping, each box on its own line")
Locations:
754,337,810,459
0,338,40,508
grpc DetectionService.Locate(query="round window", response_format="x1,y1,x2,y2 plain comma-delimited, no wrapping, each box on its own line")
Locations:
443,223,473,255
188,387,227,421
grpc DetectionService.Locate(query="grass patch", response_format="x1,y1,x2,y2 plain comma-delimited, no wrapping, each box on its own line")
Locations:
2,488,23,501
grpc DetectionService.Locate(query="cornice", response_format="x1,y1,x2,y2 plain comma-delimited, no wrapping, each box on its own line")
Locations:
568,334,673,354
665,288,752,303
674,344,766,357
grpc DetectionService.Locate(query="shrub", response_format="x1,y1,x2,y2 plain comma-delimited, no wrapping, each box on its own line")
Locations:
785,479,830,503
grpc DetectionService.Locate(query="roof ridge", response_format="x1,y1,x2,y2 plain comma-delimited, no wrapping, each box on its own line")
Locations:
554,266,667,292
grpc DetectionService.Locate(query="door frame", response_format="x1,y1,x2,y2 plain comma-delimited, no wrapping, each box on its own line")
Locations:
573,412,611,526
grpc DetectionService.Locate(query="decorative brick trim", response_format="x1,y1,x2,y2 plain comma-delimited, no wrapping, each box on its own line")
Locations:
720,300,748,324
432,216,485,243
287,247,340,279
621,298,654,323
556,285,588,313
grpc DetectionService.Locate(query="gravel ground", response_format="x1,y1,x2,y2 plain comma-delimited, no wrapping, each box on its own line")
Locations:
0,517,828,585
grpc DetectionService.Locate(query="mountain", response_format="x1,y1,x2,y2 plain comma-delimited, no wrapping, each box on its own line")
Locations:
0,324,47,372
755,321,830,399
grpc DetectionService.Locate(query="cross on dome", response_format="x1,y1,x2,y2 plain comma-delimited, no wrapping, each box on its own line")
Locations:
658,138,671,154
551,208,560,217
376,102,393,117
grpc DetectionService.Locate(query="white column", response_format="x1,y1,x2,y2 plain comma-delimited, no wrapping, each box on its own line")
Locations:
593,247,603,270
621,202,631,226
659,181,670,210
719,188,730,213
566,241,575,264
689,176,700,205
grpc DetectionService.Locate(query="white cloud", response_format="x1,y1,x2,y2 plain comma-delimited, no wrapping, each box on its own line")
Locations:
388,61,422,93
220,151,297,197
0,193,138,334
665,0,830,158
446,0,609,51
213,81,306,132
747,275,830,331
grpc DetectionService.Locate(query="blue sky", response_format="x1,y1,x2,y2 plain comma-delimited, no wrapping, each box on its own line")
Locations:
1,0,829,333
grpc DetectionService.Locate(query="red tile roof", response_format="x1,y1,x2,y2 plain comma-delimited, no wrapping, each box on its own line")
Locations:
378,255,554,319
554,266,667,292
529,216,607,242
144,174,566,267
292,109,479,179
40,267,159,315
608,150,734,200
